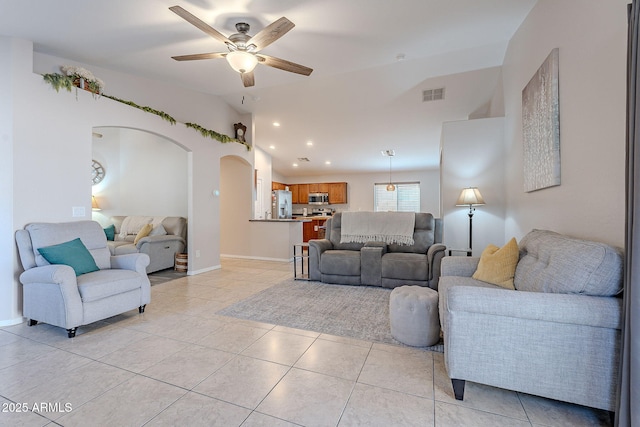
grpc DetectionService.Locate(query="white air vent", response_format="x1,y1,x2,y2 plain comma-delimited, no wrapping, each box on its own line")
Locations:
297,157,310,162
423,87,445,102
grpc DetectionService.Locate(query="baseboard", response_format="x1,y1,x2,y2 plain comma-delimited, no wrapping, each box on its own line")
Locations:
0,316,25,327
221,254,292,262
187,265,221,276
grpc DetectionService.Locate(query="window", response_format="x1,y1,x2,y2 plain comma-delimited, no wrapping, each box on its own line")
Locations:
374,182,420,212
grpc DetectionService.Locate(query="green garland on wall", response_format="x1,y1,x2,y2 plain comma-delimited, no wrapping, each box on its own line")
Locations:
42,73,251,151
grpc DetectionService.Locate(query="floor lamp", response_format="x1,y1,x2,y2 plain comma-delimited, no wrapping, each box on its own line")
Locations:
456,187,485,254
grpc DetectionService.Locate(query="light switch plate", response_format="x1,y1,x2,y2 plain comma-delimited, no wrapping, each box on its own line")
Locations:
72,207,85,217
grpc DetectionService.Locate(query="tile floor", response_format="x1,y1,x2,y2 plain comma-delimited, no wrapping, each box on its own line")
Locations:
0,258,612,426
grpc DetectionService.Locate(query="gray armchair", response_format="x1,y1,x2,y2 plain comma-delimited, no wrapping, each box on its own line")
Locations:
15,220,151,338
438,230,623,412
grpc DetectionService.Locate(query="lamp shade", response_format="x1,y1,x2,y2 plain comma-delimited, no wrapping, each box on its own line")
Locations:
226,51,258,74
456,187,485,206
91,195,101,211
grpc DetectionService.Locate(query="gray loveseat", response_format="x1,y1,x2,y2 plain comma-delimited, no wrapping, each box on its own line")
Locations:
438,229,623,412
308,212,445,289
107,216,187,273
15,220,151,337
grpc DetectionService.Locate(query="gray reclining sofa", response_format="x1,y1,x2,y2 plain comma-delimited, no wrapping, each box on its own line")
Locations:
107,215,187,273
308,212,445,289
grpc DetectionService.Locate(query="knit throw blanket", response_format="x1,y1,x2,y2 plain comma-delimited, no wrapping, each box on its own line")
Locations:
340,212,415,245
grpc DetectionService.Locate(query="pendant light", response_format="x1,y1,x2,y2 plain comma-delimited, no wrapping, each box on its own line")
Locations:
382,150,396,191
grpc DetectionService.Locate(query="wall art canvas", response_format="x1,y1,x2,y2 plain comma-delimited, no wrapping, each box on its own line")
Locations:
522,48,560,192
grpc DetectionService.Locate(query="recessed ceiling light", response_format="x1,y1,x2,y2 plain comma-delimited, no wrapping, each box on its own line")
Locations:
273,122,280,127
325,161,331,165
269,145,275,150
293,163,298,167
306,141,313,146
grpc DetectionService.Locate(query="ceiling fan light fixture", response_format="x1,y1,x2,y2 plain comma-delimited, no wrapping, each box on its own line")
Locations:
226,51,258,74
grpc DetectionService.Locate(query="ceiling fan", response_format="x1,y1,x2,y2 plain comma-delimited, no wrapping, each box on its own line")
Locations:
169,5,313,87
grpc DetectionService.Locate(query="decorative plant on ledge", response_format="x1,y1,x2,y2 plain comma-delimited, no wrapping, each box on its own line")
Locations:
61,65,105,94
42,66,250,151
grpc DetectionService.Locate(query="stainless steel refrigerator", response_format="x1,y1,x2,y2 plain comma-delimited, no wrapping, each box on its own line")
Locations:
271,190,292,219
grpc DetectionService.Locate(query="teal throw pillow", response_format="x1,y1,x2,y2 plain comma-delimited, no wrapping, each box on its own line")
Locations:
37,238,100,276
103,224,116,241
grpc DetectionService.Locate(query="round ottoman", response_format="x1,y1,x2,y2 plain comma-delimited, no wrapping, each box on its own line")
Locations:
389,285,440,347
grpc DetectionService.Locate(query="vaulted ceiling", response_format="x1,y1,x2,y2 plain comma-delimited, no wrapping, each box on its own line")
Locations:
0,0,536,176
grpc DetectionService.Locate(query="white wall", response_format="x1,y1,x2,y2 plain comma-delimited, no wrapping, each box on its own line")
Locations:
502,0,628,247
220,155,253,256
282,169,441,216
2,39,252,323
253,146,273,219
91,127,188,225
440,117,505,256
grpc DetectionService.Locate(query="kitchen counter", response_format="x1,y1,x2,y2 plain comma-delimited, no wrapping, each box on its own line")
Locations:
292,216,332,221
250,218,311,222
238,219,304,261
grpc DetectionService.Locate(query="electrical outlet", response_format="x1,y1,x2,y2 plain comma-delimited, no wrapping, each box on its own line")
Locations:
195,250,201,258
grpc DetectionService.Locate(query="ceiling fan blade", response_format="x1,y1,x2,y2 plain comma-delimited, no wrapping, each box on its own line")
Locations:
248,17,295,51
256,54,313,76
172,52,227,61
241,72,255,87
169,6,233,47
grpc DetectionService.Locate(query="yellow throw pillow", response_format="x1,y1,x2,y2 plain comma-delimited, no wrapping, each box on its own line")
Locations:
472,237,519,289
134,223,153,245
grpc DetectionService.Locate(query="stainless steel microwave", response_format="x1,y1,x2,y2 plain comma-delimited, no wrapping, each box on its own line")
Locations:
308,192,329,205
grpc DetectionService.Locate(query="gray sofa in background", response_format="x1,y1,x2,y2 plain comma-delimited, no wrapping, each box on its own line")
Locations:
308,212,446,289
438,229,623,412
108,216,187,273
15,220,151,337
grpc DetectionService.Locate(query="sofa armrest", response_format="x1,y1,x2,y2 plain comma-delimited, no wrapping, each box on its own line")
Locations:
363,241,388,255
110,253,150,275
19,265,84,325
441,256,480,277
427,244,446,289
136,234,186,250
361,246,384,286
308,239,333,281
446,285,623,329
20,264,77,286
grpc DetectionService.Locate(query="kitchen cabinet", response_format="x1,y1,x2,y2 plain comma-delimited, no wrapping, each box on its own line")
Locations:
302,218,327,242
297,184,309,203
272,181,287,191
308,183,330,193
290,184,299,203
328,182,348,204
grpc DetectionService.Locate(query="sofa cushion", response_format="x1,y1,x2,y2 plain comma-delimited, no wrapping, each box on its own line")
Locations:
134,223,153,244
103,224,116,241
472,238,519,289
382,253,429,281
38,238,100,276
149,224,167,236
387,213,435,254
107,241,138,256
26,221,112,270
326,215,365,251
320,250,361,276
77,269,146,303
514,230,623,296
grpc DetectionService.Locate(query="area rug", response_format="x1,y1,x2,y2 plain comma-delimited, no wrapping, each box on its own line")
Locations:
217,279,443,352
148,268,186,286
